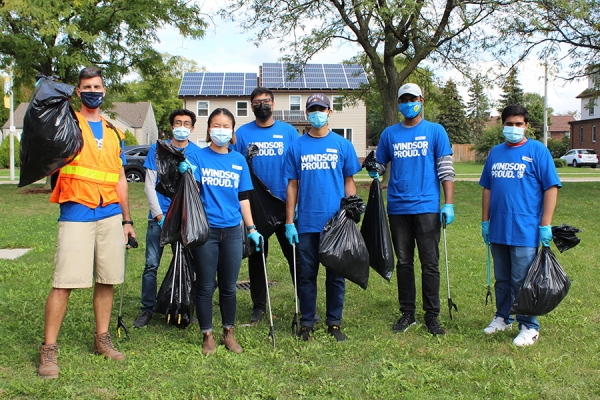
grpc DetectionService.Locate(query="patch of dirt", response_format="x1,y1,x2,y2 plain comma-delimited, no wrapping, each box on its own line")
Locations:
19,188,52,194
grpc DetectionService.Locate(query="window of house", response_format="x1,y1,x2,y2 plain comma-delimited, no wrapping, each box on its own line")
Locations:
332,96,344,112
197,101,209,117
580,126,584,143
290,96,301,111
332,128,353,142
590,102,595,116
593,125,597,143
237,101,248,117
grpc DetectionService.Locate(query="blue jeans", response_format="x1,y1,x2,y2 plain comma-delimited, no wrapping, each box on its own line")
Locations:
140,220,167,314
192,226,242,332
298,232,345,327
491,243,539,331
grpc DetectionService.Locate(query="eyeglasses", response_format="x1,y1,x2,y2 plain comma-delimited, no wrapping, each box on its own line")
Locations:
251,98,273,106
173,121,192,128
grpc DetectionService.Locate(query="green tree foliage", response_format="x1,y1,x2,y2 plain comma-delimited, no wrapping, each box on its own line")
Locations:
0,0,206,89
0,135,20,168
437,80,470,144
466,75,491,143
547,135,570,159
498,69,524,113
123,130,138,146
523,93,553,140
472,123,504,160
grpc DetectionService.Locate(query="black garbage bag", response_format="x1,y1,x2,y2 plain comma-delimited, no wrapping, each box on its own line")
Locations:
509,247,571,316
19,75,83,187
319,196,369,290
362,150,387,175
361,179,394,281
552,224,582,253
245,144,286,237
155,140,186,198
241,221,256,259
155,242,195,328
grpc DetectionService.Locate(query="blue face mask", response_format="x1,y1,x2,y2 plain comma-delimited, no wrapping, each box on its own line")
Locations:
210,128,233,147
172,127,191,141
80,91,104,109
398,102,423,119
307,111,328,128
503,126,525,143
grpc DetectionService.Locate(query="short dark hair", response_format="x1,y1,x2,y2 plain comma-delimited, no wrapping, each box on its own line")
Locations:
206,108,237,144
169,109,197,127
250,87,274,102
501,105,529,124
78,67,104,87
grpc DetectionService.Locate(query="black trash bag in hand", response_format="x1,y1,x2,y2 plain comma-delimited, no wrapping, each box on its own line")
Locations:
19,75,83,187
240,221,256,259
245,144,287,237
319,198,369,290
362,150,386,175
552,224,582,253
155,140,186,198
509,247,571,316
361,179,394,281
340,194,366,223
155,242,195,329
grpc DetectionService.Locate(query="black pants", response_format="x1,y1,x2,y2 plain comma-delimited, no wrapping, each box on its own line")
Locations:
247,223,299,312
389,213,441,320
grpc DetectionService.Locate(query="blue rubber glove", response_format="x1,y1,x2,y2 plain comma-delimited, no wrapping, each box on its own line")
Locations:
481,221,490,245
248,230,263,252
157,217,164,229
440,204,454,225
539,225,552,247
285,223,299,245
293,204,298,222
178,159,197,175
368,170,379,180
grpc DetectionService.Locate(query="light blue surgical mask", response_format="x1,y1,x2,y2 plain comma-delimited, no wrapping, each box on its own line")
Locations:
307,111,328,128
503,126,525,143
172,127,191,141
210,128,233,146
398,102,423,119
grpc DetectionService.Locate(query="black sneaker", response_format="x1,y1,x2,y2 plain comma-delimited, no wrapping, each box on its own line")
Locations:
299,326,313,341
328,325,346,342
425,318,446,336
250,308,265,323
133,311,152,328
392,314,416,332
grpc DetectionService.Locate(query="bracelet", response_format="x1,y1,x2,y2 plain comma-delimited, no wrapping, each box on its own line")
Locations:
246,224,256,232
122,220,134,226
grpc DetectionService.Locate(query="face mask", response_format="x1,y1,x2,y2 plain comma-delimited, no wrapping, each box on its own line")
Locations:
210,128,233,146
398,102,423,119
503,126,525,143
253,103,272,120
172,127,191,141
80,91,103,109
307,111,328,129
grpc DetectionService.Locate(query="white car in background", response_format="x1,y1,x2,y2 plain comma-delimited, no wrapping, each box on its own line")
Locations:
560,149,598,168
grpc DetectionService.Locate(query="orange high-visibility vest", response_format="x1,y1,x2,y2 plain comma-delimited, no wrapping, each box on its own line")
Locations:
50,113,125,208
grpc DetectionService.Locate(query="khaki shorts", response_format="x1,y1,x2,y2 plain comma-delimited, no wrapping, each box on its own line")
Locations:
53,214,125,288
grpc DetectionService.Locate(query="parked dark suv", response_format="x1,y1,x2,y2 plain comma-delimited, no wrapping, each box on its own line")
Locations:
124,145,151,183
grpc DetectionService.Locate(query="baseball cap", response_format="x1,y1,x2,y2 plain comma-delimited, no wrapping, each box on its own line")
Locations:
397,83,423,98
306,93,331,109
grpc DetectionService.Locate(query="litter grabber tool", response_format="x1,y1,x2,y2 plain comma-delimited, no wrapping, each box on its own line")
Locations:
117,234,138,339
165,242,181,324
260,238,276,348
441,215,458,319
486,244,493,305
291,243,299,337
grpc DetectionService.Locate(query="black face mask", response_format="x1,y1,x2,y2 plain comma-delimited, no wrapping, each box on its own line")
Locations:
253,103,272,120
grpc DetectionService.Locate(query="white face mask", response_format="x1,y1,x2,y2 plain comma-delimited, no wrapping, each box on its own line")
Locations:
210,128,233,146
172,127,191,141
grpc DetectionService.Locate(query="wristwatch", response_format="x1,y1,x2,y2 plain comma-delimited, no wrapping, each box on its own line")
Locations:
246,224,256,232
122,220,134,226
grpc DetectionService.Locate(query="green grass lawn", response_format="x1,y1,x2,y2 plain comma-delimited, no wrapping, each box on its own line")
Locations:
1,181,599,398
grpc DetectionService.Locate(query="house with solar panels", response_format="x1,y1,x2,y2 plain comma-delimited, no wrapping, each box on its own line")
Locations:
178,63,369,156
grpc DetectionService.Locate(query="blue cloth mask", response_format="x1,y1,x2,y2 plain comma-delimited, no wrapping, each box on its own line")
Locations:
172,127,190,141
210,128,233,146
503,126,525,143
398,102,423,119
80,92,103,109
307,111,328,128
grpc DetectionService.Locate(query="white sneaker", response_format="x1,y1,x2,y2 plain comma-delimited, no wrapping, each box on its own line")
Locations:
483,316,512,334
513,327,539,347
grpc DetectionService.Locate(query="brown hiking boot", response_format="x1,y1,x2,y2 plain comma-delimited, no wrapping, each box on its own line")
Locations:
93,332,125,361
202,331,216,355
38,343,59,379
220,327,243,354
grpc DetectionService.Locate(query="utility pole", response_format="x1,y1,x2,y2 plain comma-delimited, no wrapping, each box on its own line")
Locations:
543,62,548,147
4,68,15,180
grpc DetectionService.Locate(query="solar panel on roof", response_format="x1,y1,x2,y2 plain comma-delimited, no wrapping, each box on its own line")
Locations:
260,63,367,90
178,71,258,96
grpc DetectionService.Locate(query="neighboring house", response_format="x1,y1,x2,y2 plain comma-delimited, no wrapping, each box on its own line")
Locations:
178,63,369,157
548,115,574,140
1,101,158,145
570,74,600,152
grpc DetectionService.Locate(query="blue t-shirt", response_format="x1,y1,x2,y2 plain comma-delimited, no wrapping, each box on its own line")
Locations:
479,139,561,247
59,120,126,222
376,120,453,215
144,140,203,219
232,120,299,202
284,131,361,234
187,147,253,228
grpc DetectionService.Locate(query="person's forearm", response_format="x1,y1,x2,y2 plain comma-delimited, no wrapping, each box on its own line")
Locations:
240,199,255,228
482,188,490,221
344,176,356,197
442,180,454,205
144,169,163,219
116,169,132,220
541,186,558,226
286,180,298,224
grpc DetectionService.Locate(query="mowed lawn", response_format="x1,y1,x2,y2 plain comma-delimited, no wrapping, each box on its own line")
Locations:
0,178,599,399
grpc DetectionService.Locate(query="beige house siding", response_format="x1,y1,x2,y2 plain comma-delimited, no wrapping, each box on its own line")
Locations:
140,104,158,144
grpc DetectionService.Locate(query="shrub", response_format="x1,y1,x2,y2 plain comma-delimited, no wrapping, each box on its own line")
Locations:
0,135,20,168
124,129,138,146
554,158,567,168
